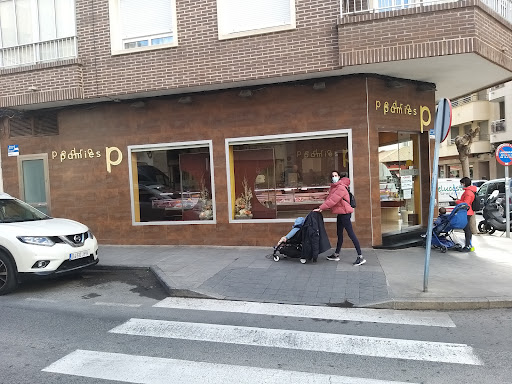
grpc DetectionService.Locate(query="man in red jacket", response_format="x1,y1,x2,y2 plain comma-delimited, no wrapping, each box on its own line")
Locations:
455,177,477,252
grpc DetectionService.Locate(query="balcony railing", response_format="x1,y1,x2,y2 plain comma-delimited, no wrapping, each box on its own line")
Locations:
341,0,512,24
0,37,77,69
491,119,506,133
450,93,490,108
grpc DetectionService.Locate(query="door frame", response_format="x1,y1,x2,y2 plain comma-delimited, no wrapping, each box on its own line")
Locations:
17,153,51,214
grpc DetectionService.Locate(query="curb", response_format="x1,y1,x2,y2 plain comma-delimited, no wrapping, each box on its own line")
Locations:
361,297,512,310
94,264,512,311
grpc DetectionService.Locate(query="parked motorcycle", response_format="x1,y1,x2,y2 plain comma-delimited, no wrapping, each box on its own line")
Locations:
478,190,512,234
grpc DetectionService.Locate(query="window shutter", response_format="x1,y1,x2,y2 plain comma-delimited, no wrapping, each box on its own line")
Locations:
120,0,173,40
221,0,292,35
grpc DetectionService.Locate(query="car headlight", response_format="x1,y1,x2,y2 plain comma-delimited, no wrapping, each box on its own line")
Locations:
87,230,94,240
17,236,55,246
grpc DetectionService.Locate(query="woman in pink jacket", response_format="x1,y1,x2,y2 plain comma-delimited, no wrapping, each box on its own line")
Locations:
314,171,365,266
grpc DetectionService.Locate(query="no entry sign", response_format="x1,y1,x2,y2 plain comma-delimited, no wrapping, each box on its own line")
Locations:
496,143,512,166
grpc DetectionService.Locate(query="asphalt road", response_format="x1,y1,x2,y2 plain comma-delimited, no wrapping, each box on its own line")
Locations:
1,269,511,384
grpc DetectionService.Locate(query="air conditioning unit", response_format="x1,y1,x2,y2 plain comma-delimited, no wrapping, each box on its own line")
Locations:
491,120,506,133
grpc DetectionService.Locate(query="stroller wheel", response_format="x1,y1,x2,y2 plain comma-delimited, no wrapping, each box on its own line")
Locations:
440,246,447,253
273,255,280,262
300,258,307,264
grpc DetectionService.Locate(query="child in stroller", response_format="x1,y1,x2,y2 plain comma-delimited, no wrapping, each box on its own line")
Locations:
272,217,306,263
428,203,469,253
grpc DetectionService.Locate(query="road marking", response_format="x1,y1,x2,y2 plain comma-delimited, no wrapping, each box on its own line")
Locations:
25,298,58,303
94,302,142,308
110,319,481,365
154,297,456,328
43,349,419,384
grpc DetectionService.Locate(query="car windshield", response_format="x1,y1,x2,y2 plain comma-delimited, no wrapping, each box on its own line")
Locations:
0,199,49,223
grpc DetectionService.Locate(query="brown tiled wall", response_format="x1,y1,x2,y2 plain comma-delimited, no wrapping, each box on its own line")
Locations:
338,0,512,71
0,76,434,247
76,0,341,98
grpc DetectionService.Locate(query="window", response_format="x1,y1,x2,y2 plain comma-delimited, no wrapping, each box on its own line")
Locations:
128,141,215,224
0,0,76,68
217,0,296,40
226,130,352,222
109,0,177,54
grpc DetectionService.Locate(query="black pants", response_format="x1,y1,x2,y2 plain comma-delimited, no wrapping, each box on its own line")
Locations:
335,213,362,255
463,215,473,248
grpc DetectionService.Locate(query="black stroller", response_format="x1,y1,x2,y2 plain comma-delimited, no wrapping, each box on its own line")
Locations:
272,217,306,263
272,211,331,263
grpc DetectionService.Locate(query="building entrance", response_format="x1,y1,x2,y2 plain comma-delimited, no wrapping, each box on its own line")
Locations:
378,132,422,234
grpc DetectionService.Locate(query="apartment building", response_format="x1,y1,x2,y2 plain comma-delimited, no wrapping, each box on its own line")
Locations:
439,80,512,181
0,0,511,247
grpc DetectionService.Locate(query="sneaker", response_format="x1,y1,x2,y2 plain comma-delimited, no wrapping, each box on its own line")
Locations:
353,256,366,266
470,246,475,252
460,246,471,252
326,254,340,261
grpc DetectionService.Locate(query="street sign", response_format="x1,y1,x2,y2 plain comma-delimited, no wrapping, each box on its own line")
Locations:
7,145,19,157
495,143,512,166
434,98,452,143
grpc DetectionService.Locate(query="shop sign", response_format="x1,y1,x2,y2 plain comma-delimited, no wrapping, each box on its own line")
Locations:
400,175,413,189
7,145,19,156
375,100,432,133
51,146,123,173
399,168,419,176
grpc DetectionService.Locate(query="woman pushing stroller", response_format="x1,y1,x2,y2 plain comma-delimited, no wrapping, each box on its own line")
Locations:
314,171,365,266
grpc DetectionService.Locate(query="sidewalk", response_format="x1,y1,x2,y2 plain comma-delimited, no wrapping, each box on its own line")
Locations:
98,233,512,310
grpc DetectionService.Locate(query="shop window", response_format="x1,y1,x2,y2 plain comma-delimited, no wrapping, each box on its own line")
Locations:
216,0,295,40
108,0,177,54
128,141,214,224
226,131,352,221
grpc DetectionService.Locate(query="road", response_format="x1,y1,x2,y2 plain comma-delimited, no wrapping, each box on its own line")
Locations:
0,269,511,383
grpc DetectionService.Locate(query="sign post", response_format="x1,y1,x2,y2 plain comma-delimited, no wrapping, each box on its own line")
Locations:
424,98,452,292
495,143,512,238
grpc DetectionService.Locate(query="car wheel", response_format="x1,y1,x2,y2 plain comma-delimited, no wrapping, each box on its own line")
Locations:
0,251,18,295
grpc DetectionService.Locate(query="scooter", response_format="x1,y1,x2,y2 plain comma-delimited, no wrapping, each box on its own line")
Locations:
478,190,512,234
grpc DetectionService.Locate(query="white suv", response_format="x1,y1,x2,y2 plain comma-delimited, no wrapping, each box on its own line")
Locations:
0,193,99,295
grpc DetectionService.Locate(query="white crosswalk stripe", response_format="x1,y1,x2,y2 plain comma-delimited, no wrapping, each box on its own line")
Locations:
109,318,481,365
42,349,419,384
154,297,456,327
42,299,483,383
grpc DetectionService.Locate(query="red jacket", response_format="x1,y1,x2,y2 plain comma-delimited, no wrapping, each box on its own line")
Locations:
456,185,477,215
319,177,353,214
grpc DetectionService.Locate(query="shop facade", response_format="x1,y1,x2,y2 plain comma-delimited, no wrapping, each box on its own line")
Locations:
1,75,434,247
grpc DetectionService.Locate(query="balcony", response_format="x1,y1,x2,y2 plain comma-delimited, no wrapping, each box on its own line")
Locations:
341,0,512,23
337,0,512,100
0,37,77,69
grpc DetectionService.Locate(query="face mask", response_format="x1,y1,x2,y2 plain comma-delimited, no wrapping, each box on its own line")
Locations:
332,176,340,183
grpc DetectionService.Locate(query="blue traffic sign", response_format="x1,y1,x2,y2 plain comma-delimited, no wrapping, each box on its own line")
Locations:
496,143,512,166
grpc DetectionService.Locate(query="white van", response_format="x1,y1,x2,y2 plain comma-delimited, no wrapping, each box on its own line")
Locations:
437,178,463,212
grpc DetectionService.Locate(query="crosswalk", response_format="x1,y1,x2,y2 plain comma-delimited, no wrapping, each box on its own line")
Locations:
42,298,483,383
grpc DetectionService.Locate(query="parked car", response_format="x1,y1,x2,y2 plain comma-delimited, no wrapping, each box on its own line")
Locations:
475,178,512,212
471,179,487,188
0,193,99,295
